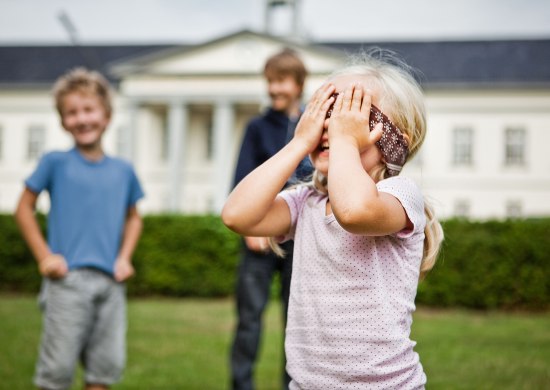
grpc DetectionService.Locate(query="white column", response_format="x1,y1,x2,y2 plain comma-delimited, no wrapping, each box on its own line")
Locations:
167,101,188,212
212,100,234,213
127,102,138,162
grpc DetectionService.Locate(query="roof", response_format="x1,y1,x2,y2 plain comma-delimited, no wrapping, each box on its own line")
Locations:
108,29,345,77
323,40,550,88
0,34,549,88
0,45,179,86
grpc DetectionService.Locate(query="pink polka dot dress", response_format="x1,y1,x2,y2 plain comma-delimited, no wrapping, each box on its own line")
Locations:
278,176,427,389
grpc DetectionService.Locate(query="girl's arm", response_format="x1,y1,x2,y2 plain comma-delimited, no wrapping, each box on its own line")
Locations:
222,136,309,237
222,83,336,237
114,205,143,282
14,188,68,278
327,84,409,236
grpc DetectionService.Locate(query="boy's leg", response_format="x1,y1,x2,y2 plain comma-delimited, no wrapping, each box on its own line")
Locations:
82,270,126,388
34,273,94,390
231,243,277,390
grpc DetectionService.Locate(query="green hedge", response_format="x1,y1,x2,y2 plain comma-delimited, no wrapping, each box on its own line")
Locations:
130,215,240,296
418,218,550,310
0,214,548,309
0,214,241,297
0,213,47,292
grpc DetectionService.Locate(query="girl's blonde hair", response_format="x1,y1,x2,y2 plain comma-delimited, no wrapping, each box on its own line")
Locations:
272,49,443,279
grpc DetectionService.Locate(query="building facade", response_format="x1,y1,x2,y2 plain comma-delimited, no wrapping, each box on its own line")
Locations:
1,31,549,219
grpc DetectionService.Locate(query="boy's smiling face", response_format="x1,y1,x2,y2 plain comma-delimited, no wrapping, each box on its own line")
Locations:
266,74,302,114
60,91,110,150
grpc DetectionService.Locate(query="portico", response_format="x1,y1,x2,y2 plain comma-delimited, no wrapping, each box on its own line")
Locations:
110,30,343,213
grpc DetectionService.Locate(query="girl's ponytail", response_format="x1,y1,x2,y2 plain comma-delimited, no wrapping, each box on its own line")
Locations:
420,200,444,279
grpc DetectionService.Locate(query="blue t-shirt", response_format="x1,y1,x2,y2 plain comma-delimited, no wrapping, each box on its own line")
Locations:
25,148,145,275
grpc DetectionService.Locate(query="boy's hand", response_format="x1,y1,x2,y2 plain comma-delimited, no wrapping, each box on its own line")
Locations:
293,83,336,153
114,258,135,282
328,84,383,151
39,254,68,279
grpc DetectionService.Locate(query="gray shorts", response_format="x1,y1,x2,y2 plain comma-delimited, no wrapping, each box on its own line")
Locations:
34,268,127,390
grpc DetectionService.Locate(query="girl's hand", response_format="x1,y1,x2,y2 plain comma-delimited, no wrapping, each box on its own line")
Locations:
39,254,68,279
244,236,270,253
328,84,382,151
293,83,336,153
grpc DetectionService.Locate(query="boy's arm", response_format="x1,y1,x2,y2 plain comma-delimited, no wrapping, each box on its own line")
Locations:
14,188,68,278
114,205,143,282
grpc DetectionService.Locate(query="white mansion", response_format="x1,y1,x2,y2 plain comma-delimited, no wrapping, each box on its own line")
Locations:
0,30,549,219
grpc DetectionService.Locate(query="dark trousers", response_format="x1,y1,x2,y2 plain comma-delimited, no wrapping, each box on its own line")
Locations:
230,240,293,390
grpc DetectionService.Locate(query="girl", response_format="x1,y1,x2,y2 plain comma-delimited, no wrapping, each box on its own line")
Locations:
222,50,443,389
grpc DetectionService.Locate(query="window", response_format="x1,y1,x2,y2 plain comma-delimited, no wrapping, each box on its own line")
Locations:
28,125,45,160
506,200,522,219
452,127,473,166
454,199,471,218
504,127,526,166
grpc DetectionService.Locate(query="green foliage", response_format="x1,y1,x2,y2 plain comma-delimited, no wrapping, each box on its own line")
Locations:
417,218,550,310
1,213,549,309
0,213,241,297
0,214,45,292
130,214,241,297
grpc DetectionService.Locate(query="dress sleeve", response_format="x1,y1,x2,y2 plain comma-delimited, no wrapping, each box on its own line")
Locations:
377,176,426,238
276,185,312,242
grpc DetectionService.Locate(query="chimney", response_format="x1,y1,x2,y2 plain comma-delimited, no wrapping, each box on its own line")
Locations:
264,0,302,40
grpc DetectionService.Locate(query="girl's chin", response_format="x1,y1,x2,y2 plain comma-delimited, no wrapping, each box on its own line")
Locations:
312,160,329,176
318,150,329,159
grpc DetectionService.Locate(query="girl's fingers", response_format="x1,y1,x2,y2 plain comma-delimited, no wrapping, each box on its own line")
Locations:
370,122,384,142
309,84,336,117
361,96,372,114
318,84,336,112
360,87,372,114
351,85,363,111
342,83,354,110
322,94,336,112
333,88,343,113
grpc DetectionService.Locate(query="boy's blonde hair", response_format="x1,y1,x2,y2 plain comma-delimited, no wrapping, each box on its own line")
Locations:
273,49,443,279
264,48,308,92
52,67,113,117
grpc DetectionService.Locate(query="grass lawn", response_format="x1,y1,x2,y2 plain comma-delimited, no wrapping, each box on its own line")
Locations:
1,295,549,389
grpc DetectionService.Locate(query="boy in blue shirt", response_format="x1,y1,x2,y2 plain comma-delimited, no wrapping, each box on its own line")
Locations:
15,68,144,390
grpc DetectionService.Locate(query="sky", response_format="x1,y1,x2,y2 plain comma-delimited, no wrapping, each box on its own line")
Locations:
0,0,549,45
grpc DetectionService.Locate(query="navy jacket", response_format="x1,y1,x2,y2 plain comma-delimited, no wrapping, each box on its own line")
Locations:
233,108,313,188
